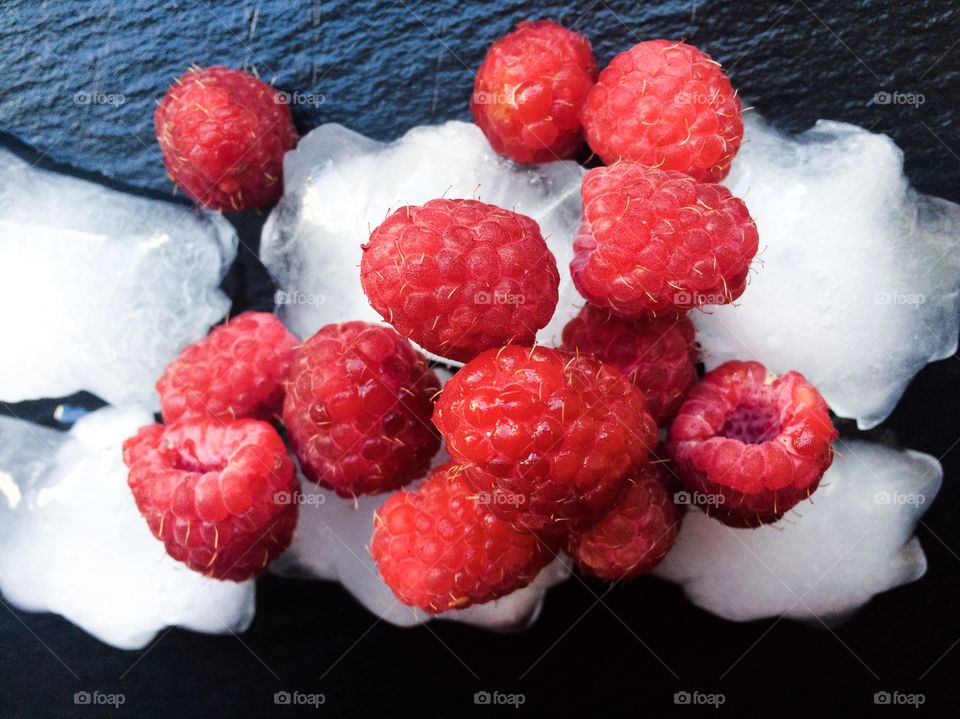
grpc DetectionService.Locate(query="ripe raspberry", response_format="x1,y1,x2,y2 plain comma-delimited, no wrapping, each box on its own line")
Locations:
471,20,597,164
283,321,441,497
570,163,758,316
561,305,698,424
122,417,297,581
157,312,299,424
360,199,560,362
581,39,742,182
371,463,555,613
667,360,837,527
565,460,682,580
155,66,298,210
433,345,657,531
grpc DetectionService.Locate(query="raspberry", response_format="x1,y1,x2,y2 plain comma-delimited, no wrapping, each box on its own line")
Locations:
155,66,298,210
283,321,441,497
561,304,698,424
371,463,555,613
470,20,597,164
667,360,837,527
360,199,560,362
570,163,758,316
565,460,682,580
157,311,299,424
122,417,297,581
581,39,743,182
433,345,657,531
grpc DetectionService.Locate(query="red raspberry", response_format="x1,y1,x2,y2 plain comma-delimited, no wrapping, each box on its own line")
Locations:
283,321,441,497
360,199,560,362
667,360,838,527
155,66,298,210
565,460,682,580
157,312,299,424
122,417,297,581
570,163,758,316
561,305,698,424
581,39,743,182
470,20,597,164
371,463,555,613
433,345,657,531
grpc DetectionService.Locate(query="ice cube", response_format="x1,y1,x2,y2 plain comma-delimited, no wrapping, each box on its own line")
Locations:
0,407,254,650
654,439,941,624
0,147,237,408
261,121,584,361
697,115,960,429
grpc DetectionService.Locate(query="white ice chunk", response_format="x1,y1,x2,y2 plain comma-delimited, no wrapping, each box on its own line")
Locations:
654,439,941,624
261,121,584,361
0,148,237,408
697,115,960,428
0,407,254,650
272,443,571,629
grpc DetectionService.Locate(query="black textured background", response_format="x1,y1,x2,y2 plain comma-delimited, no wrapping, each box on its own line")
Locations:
1,1,959,716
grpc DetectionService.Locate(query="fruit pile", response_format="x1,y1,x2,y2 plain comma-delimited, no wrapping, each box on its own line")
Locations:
123,22,838,614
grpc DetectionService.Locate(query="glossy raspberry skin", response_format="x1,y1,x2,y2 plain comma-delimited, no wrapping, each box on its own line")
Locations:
157,312,299,424
471,20,597,164
122,418,297,581
371,463,555,613
581,39,743,182
283,321,441,497
155,66,298,210
667,360,838,527
561,305,698,424
360,199,560,362
571,163,758,316
565,460,682,580
433,346,657,531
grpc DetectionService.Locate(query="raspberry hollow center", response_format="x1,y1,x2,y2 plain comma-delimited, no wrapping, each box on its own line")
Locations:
173,453,226,474
720,403,781,444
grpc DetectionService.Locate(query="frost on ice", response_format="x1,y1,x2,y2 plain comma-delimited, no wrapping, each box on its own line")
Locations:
654,439,941,624
261,121,585,360
273,417,572,630
0,407,255,650
697,115,960,429
0,147,237,408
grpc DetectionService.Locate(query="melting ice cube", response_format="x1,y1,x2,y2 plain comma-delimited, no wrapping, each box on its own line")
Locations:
654,438,941,624
699,115,960,429
0,407,254,650
0,147,237,408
